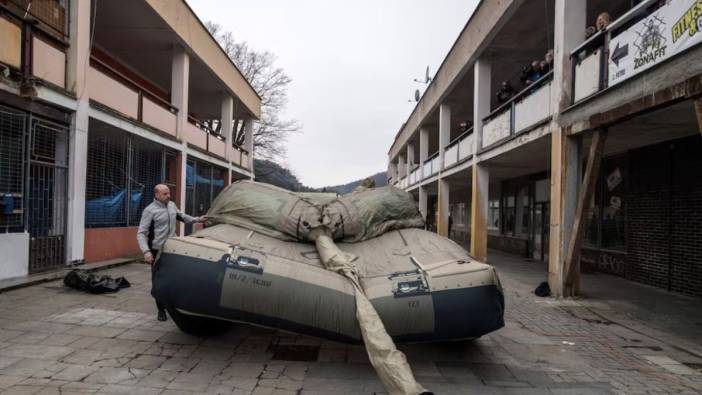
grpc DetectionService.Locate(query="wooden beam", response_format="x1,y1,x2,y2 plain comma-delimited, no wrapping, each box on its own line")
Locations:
563,129,608,296
695,97,702,136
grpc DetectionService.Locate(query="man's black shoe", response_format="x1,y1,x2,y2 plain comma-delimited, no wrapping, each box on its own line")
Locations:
157,309,167,322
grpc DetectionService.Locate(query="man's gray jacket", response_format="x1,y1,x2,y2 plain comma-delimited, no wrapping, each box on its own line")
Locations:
137,200,199,253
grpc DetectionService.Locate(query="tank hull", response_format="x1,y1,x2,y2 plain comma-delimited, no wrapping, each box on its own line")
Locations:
152,226,504,343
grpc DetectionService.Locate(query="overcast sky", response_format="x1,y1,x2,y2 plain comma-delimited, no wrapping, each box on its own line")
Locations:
188,0,479,188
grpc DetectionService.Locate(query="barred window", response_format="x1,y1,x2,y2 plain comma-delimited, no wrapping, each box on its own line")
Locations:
128,136,164,226
0,105,26,232
7,0,68,36
85,124,128,228
184,158,226,235
85,121,175,228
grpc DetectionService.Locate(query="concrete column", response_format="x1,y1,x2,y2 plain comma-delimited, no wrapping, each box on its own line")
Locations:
473,59,491,151
397,154,406,180
406,143,415,176
470,164,489,262
548,0,587,296
470,57,492,262
221,95,234,183
244,119,254,177
419,186,428,223
65,0,91,264
419,128,429,164
171,46,190,235
437,178,450,237
439,103,451,169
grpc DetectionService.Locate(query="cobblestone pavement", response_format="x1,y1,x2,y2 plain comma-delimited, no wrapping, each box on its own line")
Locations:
0,258,701,394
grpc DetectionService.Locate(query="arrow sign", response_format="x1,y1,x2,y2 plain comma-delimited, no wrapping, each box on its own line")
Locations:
611,43,629,67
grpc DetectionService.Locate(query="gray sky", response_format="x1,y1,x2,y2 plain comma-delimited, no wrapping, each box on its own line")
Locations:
188,0,479,188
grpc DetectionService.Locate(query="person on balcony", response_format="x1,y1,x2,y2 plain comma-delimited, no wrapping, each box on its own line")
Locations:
520,61,543,86
496,81,517,104
586,12,612,38
137,184,208,321
541,49,554,74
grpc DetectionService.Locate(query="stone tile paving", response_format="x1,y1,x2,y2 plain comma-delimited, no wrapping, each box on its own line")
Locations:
0,261,699,394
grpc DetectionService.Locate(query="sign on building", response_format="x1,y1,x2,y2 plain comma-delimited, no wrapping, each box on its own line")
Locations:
608,0,702,86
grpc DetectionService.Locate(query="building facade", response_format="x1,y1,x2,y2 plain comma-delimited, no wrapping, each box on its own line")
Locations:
0,0,260,280
387,0,702,298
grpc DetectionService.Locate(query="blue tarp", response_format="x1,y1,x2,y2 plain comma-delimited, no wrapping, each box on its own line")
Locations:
85,189,142,225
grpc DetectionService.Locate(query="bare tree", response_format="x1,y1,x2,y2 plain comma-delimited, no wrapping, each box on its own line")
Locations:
206,22,300,161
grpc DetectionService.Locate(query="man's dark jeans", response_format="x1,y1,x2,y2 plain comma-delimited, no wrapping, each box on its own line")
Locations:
150,249,165,313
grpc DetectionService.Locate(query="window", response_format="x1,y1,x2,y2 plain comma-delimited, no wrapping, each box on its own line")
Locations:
85,122,175,228
488,199,500,231
7,0,68,36
503,194,516,236
185,158,227,225
0,105,26,232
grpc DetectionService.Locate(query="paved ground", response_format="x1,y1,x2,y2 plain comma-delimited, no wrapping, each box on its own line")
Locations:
0,252,701,394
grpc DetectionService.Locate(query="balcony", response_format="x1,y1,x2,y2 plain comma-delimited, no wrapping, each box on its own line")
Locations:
89,56,178,138
481,72,554,150
443,128,474,169
422,152,441,180
570,0,697,105
0,3,68,89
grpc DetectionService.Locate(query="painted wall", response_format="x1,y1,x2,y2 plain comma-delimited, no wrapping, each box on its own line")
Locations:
84,227,142,263
0,233,29,280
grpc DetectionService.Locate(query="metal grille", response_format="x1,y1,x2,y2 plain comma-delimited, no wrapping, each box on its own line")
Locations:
27,117,68,273
85,124,128,228
8,0,68,36
128,136,166,226
195,161,212,216
86,123,175,228
0,105,26,232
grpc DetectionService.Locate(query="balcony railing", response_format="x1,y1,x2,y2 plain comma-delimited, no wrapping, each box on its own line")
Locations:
90,56,179,137
481,71,553,149
0,4,68,89
443,127,474,169
570,0,690,104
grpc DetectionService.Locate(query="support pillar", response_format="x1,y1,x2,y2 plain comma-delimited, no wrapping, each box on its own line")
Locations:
65,0,91,264
695,97,702,136
221,95,234,183
470,57,492,262
397,154,406,182
437,178,450,237
171,46,190,235
244,119,254,177
439,103,451,169
406,143,415,177
549,0,587,296
470,164,489,262
419,186,428,223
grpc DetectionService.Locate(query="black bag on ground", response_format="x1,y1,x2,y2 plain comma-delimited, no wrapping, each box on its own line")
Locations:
534,281,551,297
63,269,130,294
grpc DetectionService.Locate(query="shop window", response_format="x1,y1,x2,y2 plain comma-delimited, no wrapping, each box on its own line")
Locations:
85,123,175,228
0,105,26,233
488,199,500,231
503,194,516,236
601,158,626,250
85,125,129,228
520,190,530,237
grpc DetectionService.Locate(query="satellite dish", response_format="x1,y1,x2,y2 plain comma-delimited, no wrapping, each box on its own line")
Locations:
414,89,420,102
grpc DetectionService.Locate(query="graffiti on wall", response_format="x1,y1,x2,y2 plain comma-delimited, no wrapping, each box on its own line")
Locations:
581,248,626,276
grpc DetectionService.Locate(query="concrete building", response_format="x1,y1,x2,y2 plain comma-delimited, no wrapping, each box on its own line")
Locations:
387,0,702,298
0,0,260,280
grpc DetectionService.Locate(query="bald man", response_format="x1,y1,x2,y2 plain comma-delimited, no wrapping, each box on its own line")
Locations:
137,184,207,321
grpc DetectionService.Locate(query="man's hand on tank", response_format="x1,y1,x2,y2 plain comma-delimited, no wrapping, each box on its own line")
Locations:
144,251,154,264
